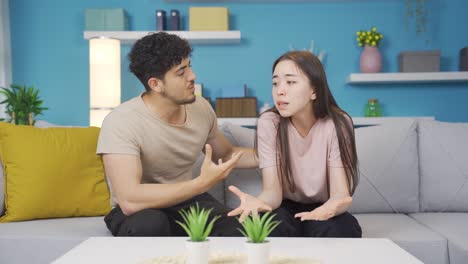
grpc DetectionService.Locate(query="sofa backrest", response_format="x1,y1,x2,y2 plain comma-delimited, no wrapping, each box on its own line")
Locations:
221,123,262,209
418,120,468,212
214,119,421,214
349,119,420,213
191,122,262,208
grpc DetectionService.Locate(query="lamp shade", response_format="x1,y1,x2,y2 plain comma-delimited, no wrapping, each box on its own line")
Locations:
89,37,121,126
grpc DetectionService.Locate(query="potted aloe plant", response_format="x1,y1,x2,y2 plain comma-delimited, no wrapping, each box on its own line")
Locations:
176,203,220,264
239,212,281,264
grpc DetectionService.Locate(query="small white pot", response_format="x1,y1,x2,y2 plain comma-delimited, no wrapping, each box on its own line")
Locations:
245,240,270,264
186,239,210,264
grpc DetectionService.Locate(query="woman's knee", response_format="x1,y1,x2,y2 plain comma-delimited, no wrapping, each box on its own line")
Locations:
302,213,362,238
118,209,172,237
269,207,301,237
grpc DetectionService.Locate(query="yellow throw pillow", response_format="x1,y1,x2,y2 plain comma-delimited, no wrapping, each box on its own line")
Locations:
0,123,110,222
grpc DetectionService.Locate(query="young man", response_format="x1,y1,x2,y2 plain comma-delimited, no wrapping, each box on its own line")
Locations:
97,32,258,237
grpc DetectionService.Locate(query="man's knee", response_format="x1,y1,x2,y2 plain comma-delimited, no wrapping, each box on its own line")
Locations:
118,209,172,237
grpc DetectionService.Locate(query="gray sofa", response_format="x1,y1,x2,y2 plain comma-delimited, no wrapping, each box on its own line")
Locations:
0,118,467,264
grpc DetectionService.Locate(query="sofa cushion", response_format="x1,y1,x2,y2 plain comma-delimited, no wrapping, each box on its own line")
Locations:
410,213,468,264
0,216,109,263
350,119,419,213
355,213,448,264
0,123,111,222
418,120,468,212
0,120,81,215
219,123,263,209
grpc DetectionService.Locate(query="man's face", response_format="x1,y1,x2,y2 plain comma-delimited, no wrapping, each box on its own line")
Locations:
160,57,197,105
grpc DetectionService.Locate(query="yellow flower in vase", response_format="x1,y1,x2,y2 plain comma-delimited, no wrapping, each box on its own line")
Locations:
355,26,384,48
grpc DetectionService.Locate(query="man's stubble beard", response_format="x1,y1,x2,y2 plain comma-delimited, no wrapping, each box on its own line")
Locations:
161,90,196,105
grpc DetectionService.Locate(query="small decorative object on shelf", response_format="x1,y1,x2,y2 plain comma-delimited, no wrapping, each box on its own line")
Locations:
215,97,257,118
156,10,166,31
176,203,220,264
460,47,468,71
364,98,382,117
170,9,180,30
85,8,129,31
239,212,281,264
0,84,48,125
356,27,383,73
288,40,327,64
398,50,440,72
189,7,229,31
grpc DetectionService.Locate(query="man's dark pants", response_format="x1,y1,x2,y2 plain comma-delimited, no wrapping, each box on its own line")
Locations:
104,193,243,237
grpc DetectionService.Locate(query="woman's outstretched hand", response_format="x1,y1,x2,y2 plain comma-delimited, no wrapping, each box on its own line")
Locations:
227,185,272,222
294,197,352,221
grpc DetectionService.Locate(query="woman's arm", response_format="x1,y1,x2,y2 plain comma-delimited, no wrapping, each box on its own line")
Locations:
228,166,283,222
295,166,352,221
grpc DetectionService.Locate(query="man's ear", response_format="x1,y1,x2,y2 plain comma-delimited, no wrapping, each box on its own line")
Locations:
147,77,164,93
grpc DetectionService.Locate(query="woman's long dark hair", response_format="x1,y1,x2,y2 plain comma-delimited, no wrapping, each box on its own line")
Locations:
256,51,359,195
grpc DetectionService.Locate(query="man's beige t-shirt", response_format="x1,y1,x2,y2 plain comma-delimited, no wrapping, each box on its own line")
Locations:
257,112,344,204
97,95,217,203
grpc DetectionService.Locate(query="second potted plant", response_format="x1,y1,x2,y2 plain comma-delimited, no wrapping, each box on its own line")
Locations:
239,211,281,264
176,203,220,264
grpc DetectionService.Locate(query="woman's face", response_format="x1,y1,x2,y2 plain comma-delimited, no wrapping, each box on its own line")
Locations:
272,60,316,118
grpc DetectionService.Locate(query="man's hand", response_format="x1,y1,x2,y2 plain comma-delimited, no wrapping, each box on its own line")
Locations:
294,197,352,221
198,144,243,189
227,185,272,222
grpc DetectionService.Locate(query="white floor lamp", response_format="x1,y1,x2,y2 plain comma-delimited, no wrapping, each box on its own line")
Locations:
89,37,121,127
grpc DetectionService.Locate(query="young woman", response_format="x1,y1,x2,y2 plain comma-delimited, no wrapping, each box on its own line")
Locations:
228,51,362,237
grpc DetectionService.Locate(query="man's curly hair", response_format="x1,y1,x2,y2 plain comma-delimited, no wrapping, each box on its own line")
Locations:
128,32,192,92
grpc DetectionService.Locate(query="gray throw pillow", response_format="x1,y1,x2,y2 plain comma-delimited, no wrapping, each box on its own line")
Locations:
419,120,468,212
350,119,420,213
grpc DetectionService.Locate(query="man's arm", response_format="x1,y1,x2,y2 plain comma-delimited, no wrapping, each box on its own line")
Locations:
104,144,242,216
206,129,258,169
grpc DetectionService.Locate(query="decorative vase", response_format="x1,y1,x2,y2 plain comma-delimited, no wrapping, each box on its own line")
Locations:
245,241,270,264
186,240,210,264
360,45,382,73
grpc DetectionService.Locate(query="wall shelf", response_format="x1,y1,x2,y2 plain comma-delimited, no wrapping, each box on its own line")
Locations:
83,31,241,45
346,72,468,84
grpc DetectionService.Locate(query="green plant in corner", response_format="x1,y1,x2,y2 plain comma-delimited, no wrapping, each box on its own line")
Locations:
239,212,281,243
0,84,48,125
176,203,220,242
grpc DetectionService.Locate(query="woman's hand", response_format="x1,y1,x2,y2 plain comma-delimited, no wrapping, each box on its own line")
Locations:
294,196,352,221
227,185,272,222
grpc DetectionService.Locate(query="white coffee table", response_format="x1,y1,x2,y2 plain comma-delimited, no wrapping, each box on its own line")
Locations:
52,237,422,264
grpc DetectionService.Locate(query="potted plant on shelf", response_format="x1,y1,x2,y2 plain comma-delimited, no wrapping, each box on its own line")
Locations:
356,27,384,73
0,84,48,125
176,203,220,264
238,211,281,264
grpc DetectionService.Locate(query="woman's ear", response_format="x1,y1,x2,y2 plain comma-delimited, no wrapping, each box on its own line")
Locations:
310,90,317,101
